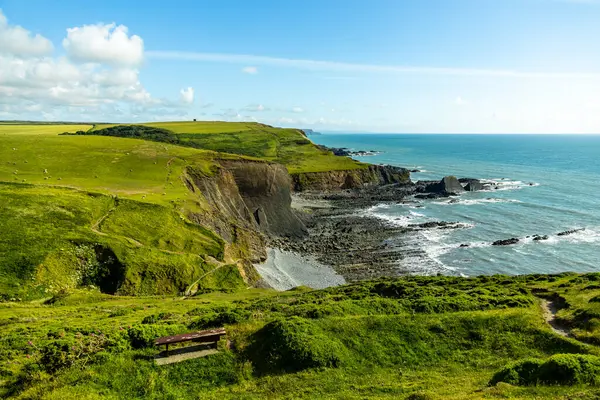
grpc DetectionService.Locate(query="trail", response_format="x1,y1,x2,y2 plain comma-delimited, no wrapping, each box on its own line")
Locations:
184,261,228,296
91,208,115,236
91,200,227,295
540,298,570,337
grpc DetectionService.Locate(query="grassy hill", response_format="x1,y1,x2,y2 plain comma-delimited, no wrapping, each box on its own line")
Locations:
0,121,367,300
90,121,366,174
0,123,274,299
3,273,600,399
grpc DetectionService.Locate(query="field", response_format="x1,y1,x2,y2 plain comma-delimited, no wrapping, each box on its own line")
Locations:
91,121,366,174
3,274,600,399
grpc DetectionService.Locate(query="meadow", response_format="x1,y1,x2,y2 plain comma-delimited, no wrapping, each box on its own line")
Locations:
3,274,600,399
91,121,366,173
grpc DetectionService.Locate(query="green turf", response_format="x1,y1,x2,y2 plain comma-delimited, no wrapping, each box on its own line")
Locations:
2,274,600,399
92,121,367,174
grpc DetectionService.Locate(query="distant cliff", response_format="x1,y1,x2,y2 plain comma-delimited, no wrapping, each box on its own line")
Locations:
291,164,411,191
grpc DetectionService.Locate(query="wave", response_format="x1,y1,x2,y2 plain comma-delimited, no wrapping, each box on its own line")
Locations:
433,198,522,206
453,227,600,250
480,178,540,192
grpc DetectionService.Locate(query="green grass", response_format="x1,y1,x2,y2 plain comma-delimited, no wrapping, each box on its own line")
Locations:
92,121,366,174
2,274,600,399
0,183,234,298
0,124,93,136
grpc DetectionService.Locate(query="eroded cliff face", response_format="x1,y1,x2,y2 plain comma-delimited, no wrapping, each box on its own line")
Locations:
291,164,411,192
184,160,307,285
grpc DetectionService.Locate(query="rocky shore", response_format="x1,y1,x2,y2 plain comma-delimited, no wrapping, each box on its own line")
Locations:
268,175,481,282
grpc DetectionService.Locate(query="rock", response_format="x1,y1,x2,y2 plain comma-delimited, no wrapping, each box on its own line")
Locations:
557,229,585,237
425,176,465,196
492,238,520,246
464,180,484,192
415,193,448,200
533,235,549,241
410,169,421,173
410,221,463,229
460,244,470,248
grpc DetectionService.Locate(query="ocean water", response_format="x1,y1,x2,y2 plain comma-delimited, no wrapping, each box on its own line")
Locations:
311,134,600,276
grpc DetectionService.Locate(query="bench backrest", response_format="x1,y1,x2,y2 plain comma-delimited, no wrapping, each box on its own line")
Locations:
155,328,226,346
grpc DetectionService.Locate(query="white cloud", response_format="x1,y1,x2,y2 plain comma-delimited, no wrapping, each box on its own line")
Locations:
148,51,600,80
180,87,194,104
243,104,268,112
0,11,189,122
63,23,144,66
0,9,53,56
291,107,304,113
242,66,258,74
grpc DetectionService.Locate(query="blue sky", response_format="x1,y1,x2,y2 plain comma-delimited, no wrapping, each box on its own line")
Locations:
2,0,600,133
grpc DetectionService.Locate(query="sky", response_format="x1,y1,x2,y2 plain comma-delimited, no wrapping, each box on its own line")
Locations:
2,0,600,133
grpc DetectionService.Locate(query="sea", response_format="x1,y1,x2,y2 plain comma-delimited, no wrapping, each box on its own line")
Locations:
309,133,600,277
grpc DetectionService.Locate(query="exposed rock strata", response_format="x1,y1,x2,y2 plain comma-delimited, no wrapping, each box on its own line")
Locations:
291,164,410,191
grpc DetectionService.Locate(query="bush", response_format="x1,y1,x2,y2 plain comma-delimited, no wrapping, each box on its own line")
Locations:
189,309,249,329
127,324,184,349
39,333,109,373
246,317,346,374
490,354,600,386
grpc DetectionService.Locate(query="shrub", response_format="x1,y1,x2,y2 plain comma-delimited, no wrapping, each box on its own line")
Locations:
490,354,600,386
246,317,346,374
39,334,109,373
127,324,184,349
189,309,249,329
142,312,174,324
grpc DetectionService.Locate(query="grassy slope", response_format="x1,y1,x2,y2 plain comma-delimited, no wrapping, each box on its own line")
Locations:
93,121,366,174
2,274,600,399
0,125,250,298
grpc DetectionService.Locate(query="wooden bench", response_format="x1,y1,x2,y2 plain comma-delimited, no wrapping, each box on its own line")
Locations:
155,328,226,355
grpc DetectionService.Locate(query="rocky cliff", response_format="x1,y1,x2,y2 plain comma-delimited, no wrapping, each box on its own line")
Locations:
184,160,307,285
291,164,411,191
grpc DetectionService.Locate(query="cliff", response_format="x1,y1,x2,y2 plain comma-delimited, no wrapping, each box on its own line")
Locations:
290,164,411,191
185,160,307,285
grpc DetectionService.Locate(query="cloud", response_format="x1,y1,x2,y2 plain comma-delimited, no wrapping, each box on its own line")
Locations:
243,104,268,112
63,23,143,66
242,66,258,74
0,9,53,56
147,51,600,80
0,11,190,122
180,87,194,104
291,107,304,113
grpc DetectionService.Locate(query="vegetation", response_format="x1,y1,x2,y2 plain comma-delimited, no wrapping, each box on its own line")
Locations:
6,122,600,398
2,273,600,399
90,122,367,173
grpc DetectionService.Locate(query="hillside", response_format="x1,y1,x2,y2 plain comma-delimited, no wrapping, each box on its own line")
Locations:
90,121,366,174
1,121,405,301
3,273,600,399
0,122,317,300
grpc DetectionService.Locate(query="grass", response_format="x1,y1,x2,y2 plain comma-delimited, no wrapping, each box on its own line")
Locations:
0,183,234,299
91,121,366,174
0,123,263,298
2,274,600,399
0,120,363,299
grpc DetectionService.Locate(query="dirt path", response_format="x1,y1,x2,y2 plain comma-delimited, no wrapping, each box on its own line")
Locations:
90,208,116,236
540,299,570,337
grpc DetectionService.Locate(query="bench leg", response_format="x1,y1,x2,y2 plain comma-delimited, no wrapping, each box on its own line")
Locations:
166,344,169,356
